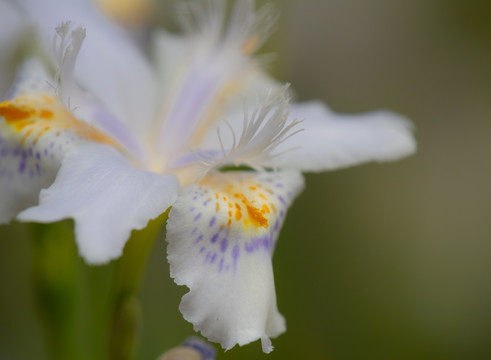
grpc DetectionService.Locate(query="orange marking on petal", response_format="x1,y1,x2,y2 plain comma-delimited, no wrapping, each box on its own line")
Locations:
0,102,32,122
216,202,220,212
41,94,54,104
199,174,273,230
235,203,242,221
2,94,122,149
246,205,268,228
33,126,52,145
242,35,259,54
13,120,35,131
20,128,34,145
39,110,53,118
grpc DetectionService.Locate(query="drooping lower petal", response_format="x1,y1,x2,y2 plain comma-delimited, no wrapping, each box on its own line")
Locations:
19,143,179,264
166,170,304,352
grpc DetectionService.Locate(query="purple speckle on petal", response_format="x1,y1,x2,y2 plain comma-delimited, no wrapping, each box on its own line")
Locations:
211,233,219,243
278,196,286,205
200,246,205,253
232,245,240,263
245,236,270,253
18,161,26,173
194,213,202,221
210,253,217,263
194,234,204,244
209,216,216,227
220,238,228,252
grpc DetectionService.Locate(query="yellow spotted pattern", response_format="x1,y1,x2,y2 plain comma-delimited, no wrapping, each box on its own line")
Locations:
199,173,279,230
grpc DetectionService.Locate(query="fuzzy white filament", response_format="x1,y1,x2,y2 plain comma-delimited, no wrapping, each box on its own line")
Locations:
197,87,304,174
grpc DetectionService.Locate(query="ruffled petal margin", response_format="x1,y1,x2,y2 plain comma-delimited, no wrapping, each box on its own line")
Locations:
166,170,304,352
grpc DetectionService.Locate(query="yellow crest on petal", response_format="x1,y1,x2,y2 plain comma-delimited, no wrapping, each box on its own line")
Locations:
199,172,282,231
0,94,119,148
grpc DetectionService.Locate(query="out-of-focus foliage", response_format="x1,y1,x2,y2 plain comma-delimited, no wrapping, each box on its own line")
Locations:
1,0,491,359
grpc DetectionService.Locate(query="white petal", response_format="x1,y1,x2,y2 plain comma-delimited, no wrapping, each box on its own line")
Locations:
151,1,282,169
0,59,103,223
277,101,416,171
49,22,146,163
19,143,179,264
187,87,302,178
15,0,158,137
201,100,416,172
166,170,304,352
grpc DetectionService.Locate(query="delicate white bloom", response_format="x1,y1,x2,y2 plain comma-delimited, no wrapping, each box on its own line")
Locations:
0,0,416,353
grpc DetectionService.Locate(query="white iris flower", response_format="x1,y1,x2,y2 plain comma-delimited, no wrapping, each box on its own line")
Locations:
0,0,416,353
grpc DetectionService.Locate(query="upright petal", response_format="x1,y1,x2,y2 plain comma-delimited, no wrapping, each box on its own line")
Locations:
15,0,159,138
151,0,281,170
166,170,304,352
19,143,179,264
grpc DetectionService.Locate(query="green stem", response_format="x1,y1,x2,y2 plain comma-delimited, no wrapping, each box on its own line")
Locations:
109,211,169,360
30,221,80,360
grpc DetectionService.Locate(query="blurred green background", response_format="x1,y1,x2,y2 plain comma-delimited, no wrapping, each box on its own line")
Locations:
1,0,491,359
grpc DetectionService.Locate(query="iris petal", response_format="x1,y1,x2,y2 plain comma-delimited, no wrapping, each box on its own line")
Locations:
0,59,97,222
166,170,304,352
19,143,179,264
